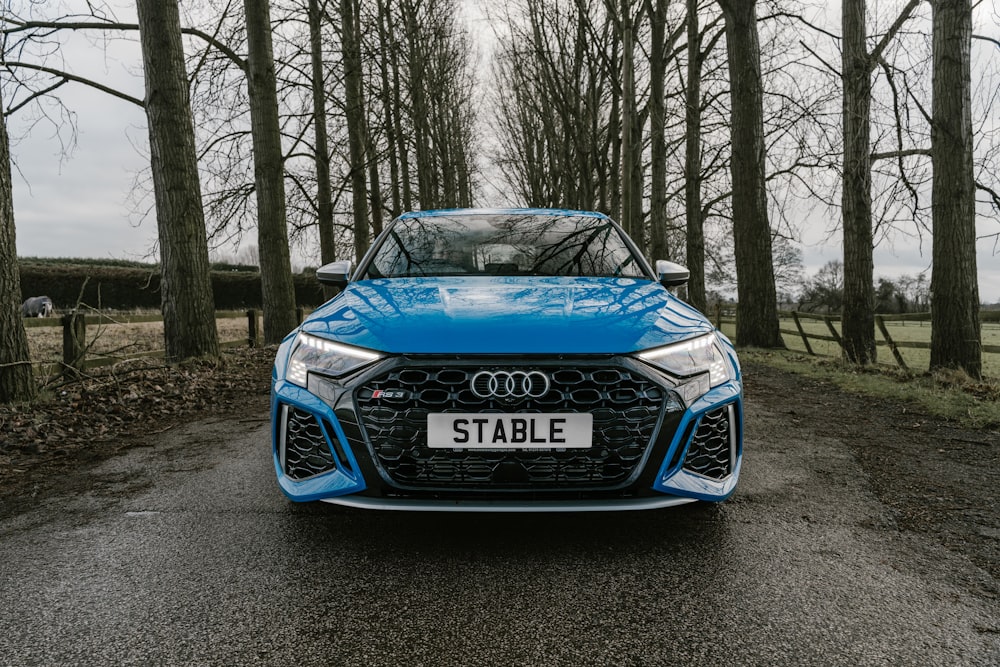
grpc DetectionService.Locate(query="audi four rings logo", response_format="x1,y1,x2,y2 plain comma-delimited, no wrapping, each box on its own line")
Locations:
471,370,551,399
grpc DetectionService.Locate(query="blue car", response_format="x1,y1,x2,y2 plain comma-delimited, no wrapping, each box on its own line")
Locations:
271,208,742,511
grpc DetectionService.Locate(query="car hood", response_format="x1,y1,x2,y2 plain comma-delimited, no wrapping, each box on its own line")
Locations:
300,276,714,354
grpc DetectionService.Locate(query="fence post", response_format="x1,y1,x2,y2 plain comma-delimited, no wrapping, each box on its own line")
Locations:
61,312,86,377
791,312,815,356
822,315,844,353
875,315,909,371
247,309,259,348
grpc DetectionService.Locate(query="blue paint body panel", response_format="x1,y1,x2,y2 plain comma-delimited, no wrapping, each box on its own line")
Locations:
270,208,743,510
299,276,714,355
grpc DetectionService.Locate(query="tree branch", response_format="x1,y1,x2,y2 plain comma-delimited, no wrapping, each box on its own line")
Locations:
977,180,1000,212
799,40,840,76
759,11,842,42
1,20,247,71
1,61,144,107
5,76,69,115
972,34,1000,50
870,0,921,64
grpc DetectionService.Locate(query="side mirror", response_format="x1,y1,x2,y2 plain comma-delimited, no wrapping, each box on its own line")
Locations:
316,260,353,290
655,260,689,288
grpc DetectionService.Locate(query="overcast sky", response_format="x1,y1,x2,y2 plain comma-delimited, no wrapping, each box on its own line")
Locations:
7,2,999,302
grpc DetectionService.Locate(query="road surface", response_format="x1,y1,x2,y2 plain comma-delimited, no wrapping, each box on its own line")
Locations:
0,378,997,666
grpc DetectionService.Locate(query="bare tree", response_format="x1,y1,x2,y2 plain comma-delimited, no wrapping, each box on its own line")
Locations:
929,0,980,377
308,0,336,266
244,0,298,343
841,0,921,365
612,0,643,251
716,0,782,347
0,91,34,403
646,0,671,263
340,0,370,262
683,0,705,310
136,0,220,362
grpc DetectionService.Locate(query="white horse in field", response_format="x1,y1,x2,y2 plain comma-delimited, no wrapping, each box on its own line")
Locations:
21,296,54,317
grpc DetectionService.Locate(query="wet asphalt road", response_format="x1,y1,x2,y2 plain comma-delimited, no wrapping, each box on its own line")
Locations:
0,399,997,667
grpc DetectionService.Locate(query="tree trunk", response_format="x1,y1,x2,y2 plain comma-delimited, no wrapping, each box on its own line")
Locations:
454,107,472,207
376,0,402,218
367,135,385,237
404,0,434,209
930,0,981,378
841,0,876,364
647,0,670,264
0,99,36,403
341,0,371,261
390,38,413,213
619,0,637,245
717,0,783,348
841,0,919,364
136,0,220,363
684,0,706,312
355,0,383,237
308,0,336,266
629,108,645,254
244,0,298,344
608,36,622,221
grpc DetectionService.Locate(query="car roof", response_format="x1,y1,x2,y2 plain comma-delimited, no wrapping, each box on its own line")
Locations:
397,207,609,220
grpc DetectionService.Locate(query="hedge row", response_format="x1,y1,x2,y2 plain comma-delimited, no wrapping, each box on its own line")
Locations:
19,264,326,311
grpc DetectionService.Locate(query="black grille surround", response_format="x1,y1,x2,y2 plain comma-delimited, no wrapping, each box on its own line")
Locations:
353,358,683,493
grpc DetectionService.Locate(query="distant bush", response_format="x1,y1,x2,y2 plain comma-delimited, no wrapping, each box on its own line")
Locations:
210,262,260,273
18,261,326,310
19,256,159,270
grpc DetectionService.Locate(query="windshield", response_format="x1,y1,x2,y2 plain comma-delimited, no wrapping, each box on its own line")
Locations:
362,213,648,279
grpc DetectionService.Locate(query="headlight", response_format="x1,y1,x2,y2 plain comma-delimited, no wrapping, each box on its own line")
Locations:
637,333,736,394
285,332,381,388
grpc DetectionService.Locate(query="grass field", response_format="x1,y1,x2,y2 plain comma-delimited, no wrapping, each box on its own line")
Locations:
25,311,1000,379
19,308,998,426
24,316,254,368
718,318,1000,379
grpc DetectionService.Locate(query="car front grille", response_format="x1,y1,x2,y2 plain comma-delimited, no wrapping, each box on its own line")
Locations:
682,405,736,480
355,364,671,490
281,406,337,480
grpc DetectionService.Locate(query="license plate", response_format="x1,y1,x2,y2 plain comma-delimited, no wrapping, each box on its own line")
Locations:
427,413,593,449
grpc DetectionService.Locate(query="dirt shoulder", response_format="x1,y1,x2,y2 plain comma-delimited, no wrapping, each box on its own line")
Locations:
1,350,996,581
0,346,275,518
742,360,999,581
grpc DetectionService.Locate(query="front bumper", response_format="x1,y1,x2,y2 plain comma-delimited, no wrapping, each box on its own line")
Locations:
270,355,743,511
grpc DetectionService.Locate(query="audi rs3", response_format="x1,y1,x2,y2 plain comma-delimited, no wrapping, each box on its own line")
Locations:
270,208,743,511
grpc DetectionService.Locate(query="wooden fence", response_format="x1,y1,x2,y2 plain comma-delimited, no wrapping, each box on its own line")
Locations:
25,308,307,378
716,308,1000,371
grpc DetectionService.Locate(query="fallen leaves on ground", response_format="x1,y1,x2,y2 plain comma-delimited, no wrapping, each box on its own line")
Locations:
0,346,275,492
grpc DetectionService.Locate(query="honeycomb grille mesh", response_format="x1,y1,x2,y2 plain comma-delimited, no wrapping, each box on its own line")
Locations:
356,365,666,489
283,407,336,480
683,406,733,480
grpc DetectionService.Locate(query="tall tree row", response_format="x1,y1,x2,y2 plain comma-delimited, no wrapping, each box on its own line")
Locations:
491,0,616,212
491,0,822,344
491,0,993,368
185,0,479,265
1,0,996,405
833,0,985,375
